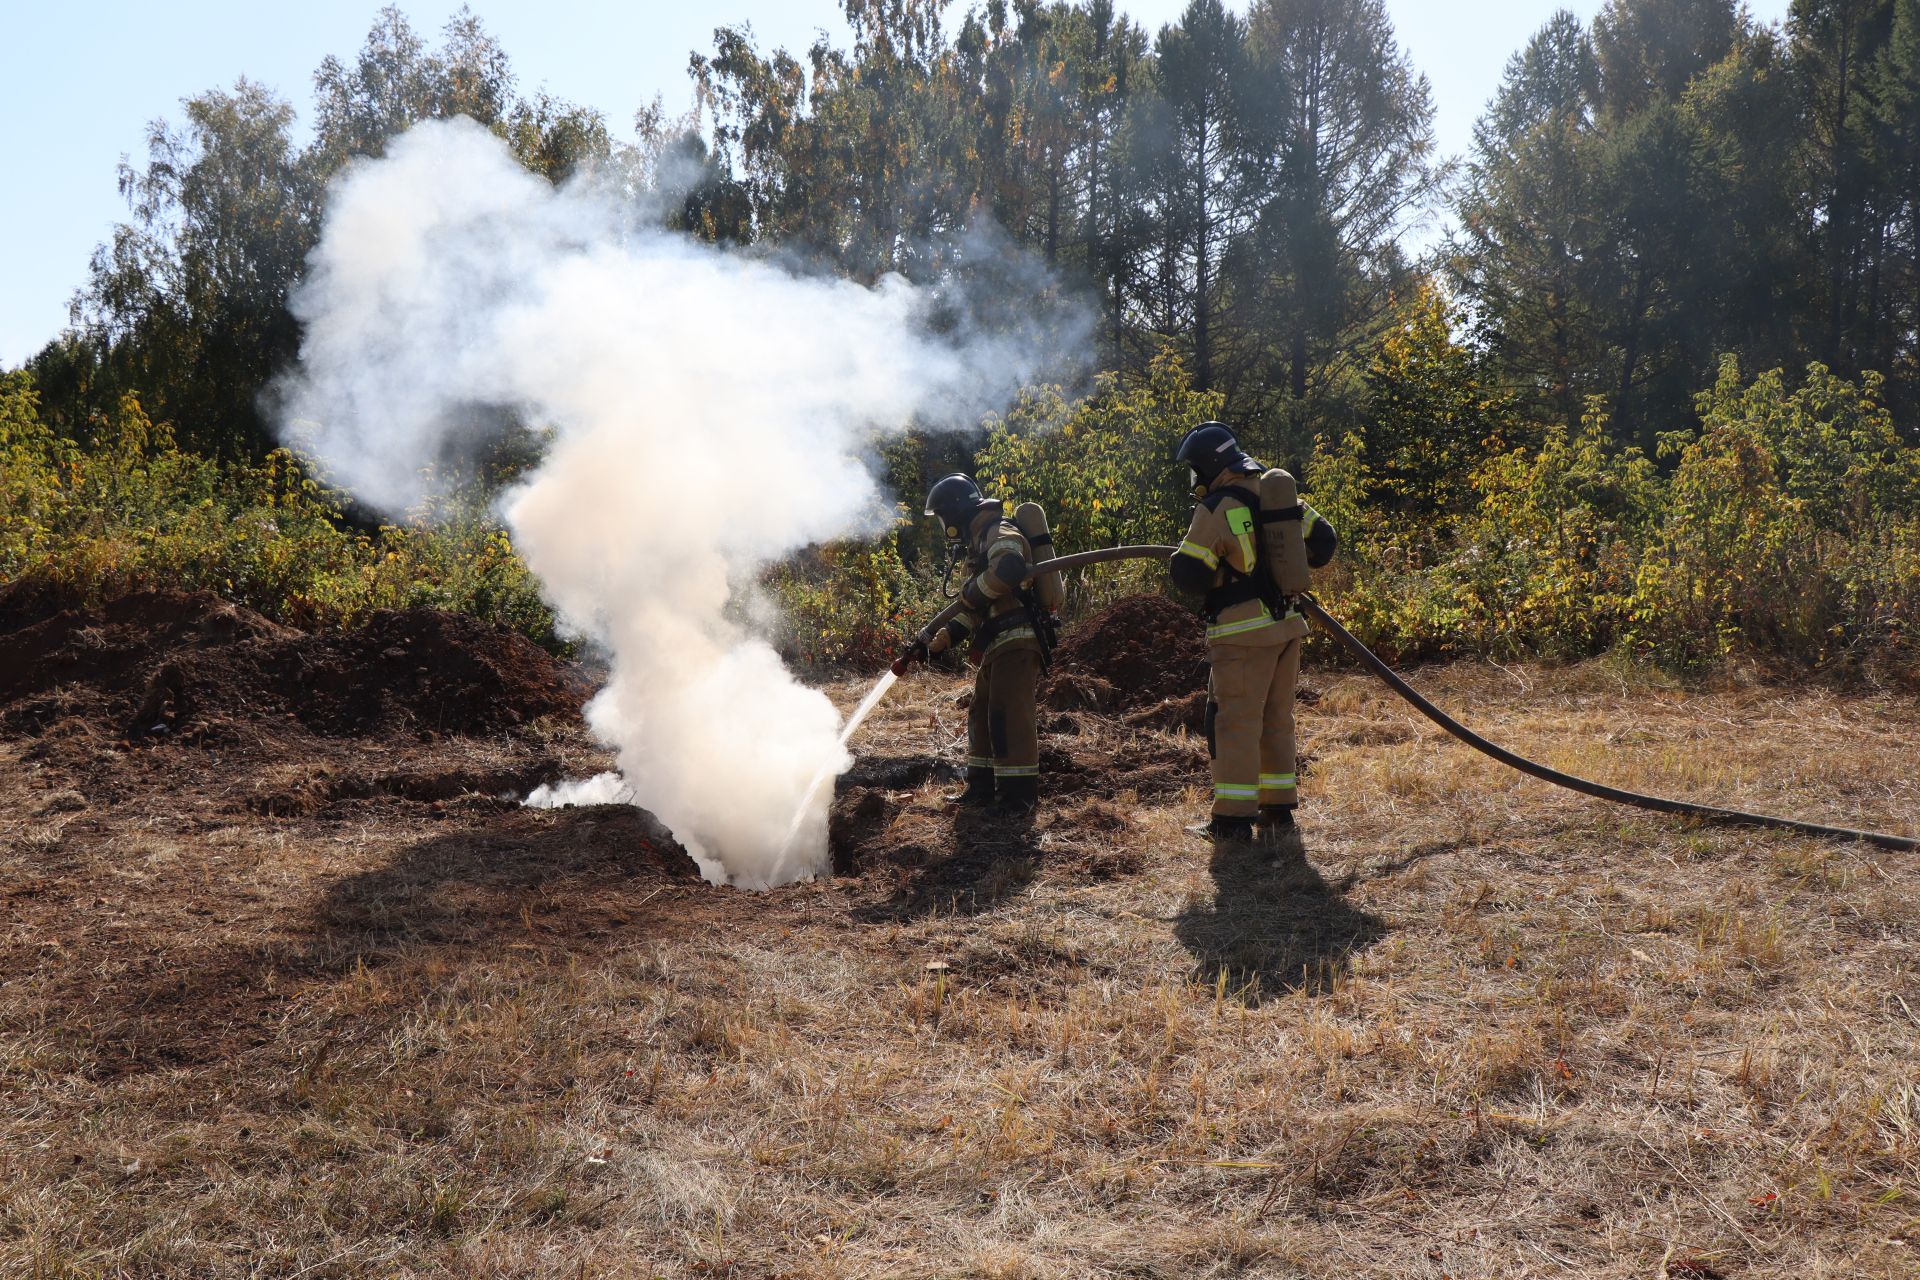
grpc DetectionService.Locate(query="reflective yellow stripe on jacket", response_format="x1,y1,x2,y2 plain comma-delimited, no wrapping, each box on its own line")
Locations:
983,626,1036,656
1176,539,1219,569
1205,608,1277,641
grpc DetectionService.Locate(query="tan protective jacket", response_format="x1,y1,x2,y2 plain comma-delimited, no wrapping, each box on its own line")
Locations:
928,502,1040,662
1173,474,1311,648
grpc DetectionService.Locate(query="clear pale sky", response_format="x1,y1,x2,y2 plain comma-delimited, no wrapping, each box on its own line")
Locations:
0,0,1790,366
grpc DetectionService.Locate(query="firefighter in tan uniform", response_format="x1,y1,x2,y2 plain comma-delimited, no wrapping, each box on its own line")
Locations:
1167,423,1338,843
903,474,1046,813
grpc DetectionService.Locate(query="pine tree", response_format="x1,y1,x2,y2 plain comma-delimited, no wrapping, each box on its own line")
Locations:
1241,0,1443,450
1137,0,1257,396
1866,0,1920,415
1452,11,1608,432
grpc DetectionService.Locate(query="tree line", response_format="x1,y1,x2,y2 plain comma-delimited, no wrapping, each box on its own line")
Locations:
15,0,1920,469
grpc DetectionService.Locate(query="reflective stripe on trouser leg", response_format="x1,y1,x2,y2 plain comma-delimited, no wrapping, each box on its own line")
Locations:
1259,636,1303,806
1259,773,1297,804
1208,642,1283,818
984,645,1041,778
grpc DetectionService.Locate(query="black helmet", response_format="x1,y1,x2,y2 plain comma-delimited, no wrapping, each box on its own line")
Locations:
923,473,986,540
1173,421,1258,491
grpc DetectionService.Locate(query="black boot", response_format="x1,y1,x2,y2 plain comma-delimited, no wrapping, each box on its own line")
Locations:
1259,804,1300,850
994,773,1039,818
945,766,996,807
1186,814,1257,842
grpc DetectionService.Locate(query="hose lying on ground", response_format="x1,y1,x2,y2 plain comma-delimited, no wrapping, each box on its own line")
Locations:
1295,594,1918,852
913,544,1917,852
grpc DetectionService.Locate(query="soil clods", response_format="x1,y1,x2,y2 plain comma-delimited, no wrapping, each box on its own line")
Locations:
0,589,587,742
1044,592,1207,714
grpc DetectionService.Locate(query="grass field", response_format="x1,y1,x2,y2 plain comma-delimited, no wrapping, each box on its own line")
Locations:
3,660,1917,1277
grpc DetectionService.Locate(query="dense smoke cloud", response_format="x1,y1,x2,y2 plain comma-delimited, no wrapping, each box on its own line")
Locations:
278,117,1081,886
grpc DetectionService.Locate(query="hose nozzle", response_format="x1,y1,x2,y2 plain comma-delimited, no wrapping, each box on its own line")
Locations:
891,635,930,677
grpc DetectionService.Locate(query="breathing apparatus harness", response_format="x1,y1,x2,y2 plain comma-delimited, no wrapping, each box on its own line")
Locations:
953,528,1057,672
1194,474,1305,626
1017,524,1062,668
1176,421,1314,629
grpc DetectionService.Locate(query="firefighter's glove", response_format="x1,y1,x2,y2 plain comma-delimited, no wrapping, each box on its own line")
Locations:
890,637,931,678
926,616,971,657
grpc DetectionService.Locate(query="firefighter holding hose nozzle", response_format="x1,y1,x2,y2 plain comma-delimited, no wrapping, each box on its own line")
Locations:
894,474,1062,816
1167,423,1338,845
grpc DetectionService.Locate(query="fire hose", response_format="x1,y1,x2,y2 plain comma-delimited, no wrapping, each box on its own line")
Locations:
900,544,1917,852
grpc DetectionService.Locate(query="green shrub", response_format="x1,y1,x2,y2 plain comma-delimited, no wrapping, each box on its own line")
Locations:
974,351,1220,617
1628,358,1920,670
1304,355,1918,678
976,351,1219,557
0,372,556,646
8,347,1915,682
761,513,949,671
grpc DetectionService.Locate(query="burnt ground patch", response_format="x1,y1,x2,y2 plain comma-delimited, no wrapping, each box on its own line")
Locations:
314,805,705,946
42,806,709,1079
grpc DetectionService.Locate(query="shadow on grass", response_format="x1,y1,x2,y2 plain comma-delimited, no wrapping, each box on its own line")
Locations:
314,804,702,946
1173,832,1387,1002
851,802,1044,922
82,807,706,1076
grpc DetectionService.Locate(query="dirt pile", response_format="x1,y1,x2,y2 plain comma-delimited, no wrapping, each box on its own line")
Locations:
286,608,586,737
1044,593,1207,715
0,590,586,742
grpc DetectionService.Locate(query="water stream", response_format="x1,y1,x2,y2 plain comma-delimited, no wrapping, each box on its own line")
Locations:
766,669,899,885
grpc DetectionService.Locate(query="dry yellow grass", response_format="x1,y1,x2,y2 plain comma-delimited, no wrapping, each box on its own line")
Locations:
2,660,1917,1277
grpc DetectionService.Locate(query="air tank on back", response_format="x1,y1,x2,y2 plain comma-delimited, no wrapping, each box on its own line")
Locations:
1257,469,1312,597
1012,502,1065,610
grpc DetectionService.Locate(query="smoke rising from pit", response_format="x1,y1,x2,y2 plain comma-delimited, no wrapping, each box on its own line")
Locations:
277,117,1082,886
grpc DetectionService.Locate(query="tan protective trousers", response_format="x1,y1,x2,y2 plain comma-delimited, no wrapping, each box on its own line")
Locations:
967,646,1041,782
1206,638,1302,817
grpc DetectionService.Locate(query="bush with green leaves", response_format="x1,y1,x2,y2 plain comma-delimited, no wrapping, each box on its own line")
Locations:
7,341,1916,682
0,371,556,645
761,513,950,672
1311,403,1661,663
976,352,1220,553
1307,349,1918,676
1628,358,1920,669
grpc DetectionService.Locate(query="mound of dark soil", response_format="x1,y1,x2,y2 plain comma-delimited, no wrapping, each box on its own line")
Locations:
0,590,585,741
1045,593,1207,712
285,608,585,737
0,577,94,636
0,591,296,705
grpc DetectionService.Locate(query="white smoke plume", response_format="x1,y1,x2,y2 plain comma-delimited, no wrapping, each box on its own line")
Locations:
278,118,1081,887
524,772,634,809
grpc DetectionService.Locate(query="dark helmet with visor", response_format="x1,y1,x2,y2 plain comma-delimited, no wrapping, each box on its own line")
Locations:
1173,421,1258,496
923,473,987,541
